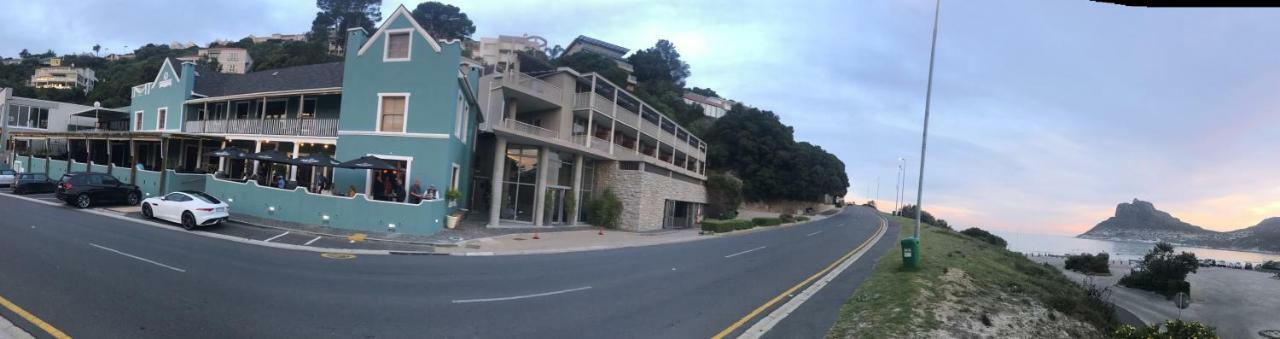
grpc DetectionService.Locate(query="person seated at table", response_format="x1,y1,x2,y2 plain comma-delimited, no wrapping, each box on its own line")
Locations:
275,176,286,189
347,185,358,197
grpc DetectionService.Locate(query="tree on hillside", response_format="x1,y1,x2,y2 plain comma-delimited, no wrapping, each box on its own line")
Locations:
547,44,565,59
688,87,719,98
410,2,475,41
92,44,101,57
309,0,382,52
704,104,798,201
19,49,30,59
629,39,690,88
552,51,629,86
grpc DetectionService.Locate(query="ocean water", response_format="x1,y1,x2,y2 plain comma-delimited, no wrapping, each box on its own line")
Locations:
990,230,1280,264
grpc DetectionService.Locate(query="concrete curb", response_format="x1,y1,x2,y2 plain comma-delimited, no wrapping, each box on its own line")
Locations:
225,217,460,248
0,314,35,339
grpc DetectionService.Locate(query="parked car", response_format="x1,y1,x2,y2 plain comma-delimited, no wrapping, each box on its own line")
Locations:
0,168,16,187
141,191,229,230
11,173,57,194
55,173,142,208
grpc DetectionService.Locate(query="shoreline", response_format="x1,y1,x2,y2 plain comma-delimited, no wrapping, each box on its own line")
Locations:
1075,234,1280,257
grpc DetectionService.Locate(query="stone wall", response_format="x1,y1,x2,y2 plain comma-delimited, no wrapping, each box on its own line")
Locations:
598,161,707,231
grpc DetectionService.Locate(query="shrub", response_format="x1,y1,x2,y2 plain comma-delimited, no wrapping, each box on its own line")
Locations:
1111,320,1218,339
1064,252,1111,275
1118,242,1198,298
586,188,623,229
779,214,795,222
752,217,784,226
701,219,752,233
1261,260,1280,271
705,172,744,219
959,227,1008,248
796,216,810,222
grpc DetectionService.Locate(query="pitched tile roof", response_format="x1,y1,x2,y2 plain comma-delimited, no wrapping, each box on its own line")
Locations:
193,62,343,98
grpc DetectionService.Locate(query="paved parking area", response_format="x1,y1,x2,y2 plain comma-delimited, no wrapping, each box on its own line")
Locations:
1,191,440,253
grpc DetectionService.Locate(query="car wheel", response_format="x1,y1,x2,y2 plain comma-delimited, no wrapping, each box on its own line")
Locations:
142,203,153,218
12,187,21,195
126,192,140,206
181,212,197,230
75,194,92,209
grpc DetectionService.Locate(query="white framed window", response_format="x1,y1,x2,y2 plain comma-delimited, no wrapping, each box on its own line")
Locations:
301,98,318,118
156,107,168,130
453,94,465,139
383,29,412,62
450,163,460,191
135,111,143,130
376,93,410,133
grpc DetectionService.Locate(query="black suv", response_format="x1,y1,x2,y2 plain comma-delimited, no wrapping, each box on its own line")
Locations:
56,173,142,208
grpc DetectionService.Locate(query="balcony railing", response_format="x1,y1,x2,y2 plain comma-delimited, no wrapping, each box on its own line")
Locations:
574,92,591,110
590,137,611,153
182,118,338,137
500,72,562,105
502,119,557,139
571,134,587,146
616,105,639,128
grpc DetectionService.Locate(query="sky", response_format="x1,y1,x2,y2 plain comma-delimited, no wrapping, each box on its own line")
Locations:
2,0,1279,235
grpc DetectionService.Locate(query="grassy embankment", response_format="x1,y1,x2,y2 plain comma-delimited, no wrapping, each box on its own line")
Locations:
826,215,1115,338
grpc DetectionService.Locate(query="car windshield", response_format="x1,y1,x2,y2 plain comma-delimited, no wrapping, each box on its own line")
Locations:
183,191,222,204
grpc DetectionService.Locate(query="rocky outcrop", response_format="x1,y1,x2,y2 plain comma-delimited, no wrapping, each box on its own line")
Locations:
1078,199,1280,253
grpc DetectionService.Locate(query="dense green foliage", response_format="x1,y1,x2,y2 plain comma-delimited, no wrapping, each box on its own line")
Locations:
701,219,752,233
704,105,848,201
704,171,743,219
1111,320,1218,339
410,2,475,41
585,188,622,229
551,52,629,86
959,227,1007,248
1261,260,1280,271
751,217,784,227
1119,242,1198,298
895,204,951,230
1064,252,1112,275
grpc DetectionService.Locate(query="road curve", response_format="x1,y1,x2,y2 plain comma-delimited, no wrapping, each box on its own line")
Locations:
0,194,896,338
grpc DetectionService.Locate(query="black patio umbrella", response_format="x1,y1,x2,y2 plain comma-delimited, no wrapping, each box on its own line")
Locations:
336,155,399,170
293,153,342,167
245,150,297,165
210,146,248,159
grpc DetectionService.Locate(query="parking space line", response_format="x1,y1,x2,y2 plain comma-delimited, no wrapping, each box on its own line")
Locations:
304,236,322,246
263,231,290,242
724,246,767,258
89,243,186,273
452,286,593,304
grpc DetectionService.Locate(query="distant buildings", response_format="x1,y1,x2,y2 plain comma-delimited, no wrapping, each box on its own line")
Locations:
563,35,638,89
468,35,547,74
30,66,97,93
248,33,307,44
178,47,253,74
105,53,135,61
169,41,198,49
682,92,731,119
0,87,97,161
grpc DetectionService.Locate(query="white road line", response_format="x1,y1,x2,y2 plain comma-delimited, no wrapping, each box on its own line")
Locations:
724,246,768,258
263,231,290,242
451,286,593,304
304,236,322,246
738,214,889,339
806,231,823,237
89,243,187,273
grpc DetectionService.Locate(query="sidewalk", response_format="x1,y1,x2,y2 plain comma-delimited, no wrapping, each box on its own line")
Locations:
437,228,707,255
0,315,33,339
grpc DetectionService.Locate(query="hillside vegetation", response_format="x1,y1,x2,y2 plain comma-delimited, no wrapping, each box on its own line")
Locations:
827,216,1113,338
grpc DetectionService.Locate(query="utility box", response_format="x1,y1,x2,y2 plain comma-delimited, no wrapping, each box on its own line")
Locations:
901,237,919,269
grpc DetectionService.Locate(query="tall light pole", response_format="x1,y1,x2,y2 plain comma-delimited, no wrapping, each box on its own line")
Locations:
895,158,905,215
875,176,880,206
914,0,941,241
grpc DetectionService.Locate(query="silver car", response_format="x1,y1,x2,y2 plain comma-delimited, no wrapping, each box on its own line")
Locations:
0,169,16,187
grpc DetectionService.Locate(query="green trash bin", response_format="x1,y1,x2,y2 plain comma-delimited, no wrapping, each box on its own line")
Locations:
901,237,919,269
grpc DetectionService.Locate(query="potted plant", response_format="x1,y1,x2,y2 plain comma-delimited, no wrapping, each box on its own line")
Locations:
445,189,463,229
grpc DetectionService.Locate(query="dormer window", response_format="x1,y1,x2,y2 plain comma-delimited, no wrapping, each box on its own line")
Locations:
384,30,411,62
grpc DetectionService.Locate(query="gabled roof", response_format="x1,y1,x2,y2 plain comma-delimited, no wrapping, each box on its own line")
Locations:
355,5,442,56
566,35,630,57
193,62,343,98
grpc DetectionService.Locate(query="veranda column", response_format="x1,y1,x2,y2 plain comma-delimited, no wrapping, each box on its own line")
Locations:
570,154,584,226
106,139,113,175
85,137,92,172
128,138,136,184
158,138,169,194
289,142,299,181
487,137,508,227
532,146,550,226
252,140,262,178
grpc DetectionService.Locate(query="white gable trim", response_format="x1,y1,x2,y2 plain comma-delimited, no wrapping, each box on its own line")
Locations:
153,58,180,84
356,5,442,56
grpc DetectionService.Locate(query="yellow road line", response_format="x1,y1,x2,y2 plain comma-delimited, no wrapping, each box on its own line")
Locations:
712,215,888,339
0,292,71,339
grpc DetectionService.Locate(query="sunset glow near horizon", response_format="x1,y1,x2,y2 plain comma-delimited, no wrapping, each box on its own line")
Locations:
2,0,1278,236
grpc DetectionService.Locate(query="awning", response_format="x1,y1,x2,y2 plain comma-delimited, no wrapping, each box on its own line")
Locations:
71,107,130,121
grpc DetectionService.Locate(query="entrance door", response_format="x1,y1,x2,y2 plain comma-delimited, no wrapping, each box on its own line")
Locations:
545,187,569,225
183,144,199,172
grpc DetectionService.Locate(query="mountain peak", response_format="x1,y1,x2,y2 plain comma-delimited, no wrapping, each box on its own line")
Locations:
1081,199,1208,237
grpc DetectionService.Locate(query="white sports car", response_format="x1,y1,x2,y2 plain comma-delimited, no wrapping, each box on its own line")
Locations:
141,191,230,230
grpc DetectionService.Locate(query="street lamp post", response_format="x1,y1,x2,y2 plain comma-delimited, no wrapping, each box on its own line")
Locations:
895,158,905,215
914,0,942,241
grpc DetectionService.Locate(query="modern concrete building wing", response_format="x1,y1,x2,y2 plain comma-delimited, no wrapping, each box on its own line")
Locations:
30,66,97,93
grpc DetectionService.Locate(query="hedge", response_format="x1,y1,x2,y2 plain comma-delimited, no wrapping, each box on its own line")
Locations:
702,219,753,233
752,217,785,226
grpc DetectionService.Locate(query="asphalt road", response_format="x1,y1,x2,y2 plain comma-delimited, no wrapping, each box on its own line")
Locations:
0,193,895,338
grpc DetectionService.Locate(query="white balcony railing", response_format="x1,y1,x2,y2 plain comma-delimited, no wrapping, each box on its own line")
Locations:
590,137,611,153
571,134,587,146
574,92,591,110
501,71,562,104
182,118,338,137
502,119,557,139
